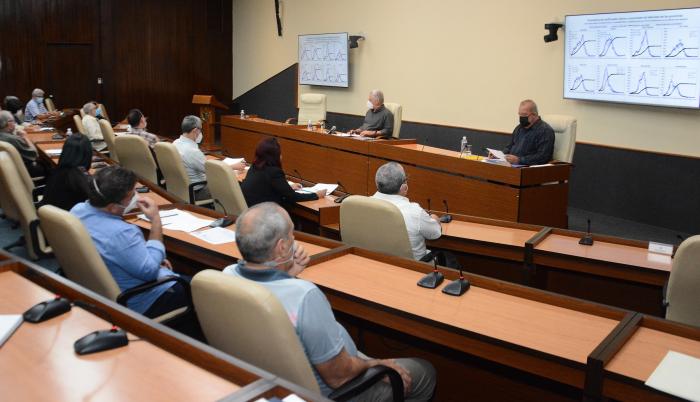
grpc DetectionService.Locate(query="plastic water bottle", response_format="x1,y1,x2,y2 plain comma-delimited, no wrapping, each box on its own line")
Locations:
460,136,468,155
240,109,245,119
307,120,313,131
66,128,73,137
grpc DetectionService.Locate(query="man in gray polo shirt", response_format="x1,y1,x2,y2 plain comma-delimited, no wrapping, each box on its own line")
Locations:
223,202,436,401
350,89,394,138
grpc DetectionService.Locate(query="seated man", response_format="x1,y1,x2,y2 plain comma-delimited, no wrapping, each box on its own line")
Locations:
371,162,442,261
70,166,189,318
223,202,436,401
81,102,107,151
126,108,159,148
24,88,55,122
350,89,394,138
502,99,554,165
3,96,24,125
0,110,46,178
173,115,244,201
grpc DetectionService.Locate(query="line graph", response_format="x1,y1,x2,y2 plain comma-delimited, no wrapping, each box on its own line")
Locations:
629,71,660,96
298,33,348,87
598,66,625,93
663,76,697,98
631,31,662,58
665,40,699,58
598,35,626,57
570,34,597,57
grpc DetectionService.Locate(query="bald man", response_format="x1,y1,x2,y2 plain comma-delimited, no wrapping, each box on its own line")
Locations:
503,99,554,165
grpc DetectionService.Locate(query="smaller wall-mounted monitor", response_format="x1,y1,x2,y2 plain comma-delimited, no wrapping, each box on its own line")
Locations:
564,8,700,109
298,32,349,88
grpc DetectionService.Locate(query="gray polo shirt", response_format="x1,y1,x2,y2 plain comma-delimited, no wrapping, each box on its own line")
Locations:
0,131,38,162
358,105,394,137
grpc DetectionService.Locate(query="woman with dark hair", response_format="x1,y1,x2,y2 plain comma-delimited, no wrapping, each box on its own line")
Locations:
241,137,326,207
41,133,94,210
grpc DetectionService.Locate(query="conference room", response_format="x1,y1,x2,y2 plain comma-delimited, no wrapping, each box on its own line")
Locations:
1,1,699,401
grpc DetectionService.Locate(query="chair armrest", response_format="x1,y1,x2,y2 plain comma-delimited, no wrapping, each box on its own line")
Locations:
187,180,208,204
116,275,191,307
662,280,669,308
285,117,298,125
329,364,404,402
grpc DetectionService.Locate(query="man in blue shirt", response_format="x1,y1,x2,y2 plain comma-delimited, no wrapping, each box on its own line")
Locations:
24,88,51,123
223,202,436,401
71,166,189,317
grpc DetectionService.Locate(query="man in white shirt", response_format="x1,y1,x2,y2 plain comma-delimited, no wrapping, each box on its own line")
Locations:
173,115,244,201
371,162,442,261
81,102,106,151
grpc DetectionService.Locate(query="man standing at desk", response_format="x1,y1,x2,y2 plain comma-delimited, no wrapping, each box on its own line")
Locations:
502,99,554,165
350,89,394,138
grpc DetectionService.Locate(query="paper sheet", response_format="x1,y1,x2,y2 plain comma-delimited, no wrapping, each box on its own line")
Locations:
137,209,214,233
223,157,245,166
299,183,338,195
646,351,700,401
190,227,236,245
44,149,62,156
0,314,23,347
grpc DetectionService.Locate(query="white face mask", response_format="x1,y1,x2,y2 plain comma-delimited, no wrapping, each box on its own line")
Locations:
195,130,203,144
366,100,374,109
120,193,139,215
262,240,296,269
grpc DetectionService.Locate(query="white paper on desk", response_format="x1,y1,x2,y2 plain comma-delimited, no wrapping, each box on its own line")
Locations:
334,132,355,137
137,209,213,232
528,163,553,168
44,149,62,156
645,351,700,401
0,314,23,347
300,183,338,195
223,157,245,166
190,227,236,245
39,127,54,132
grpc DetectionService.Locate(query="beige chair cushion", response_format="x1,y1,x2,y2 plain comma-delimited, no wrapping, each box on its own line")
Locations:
0,142,34,196
115,135,158,183
340,195,413,259
192,270,320,392
384,102,402,138
205,160,247,216
153,142,191,202
666,235,700,327
98,119,119,163
44,98,56,112
73,114,86,135
542,114,577,163
298,93,327,124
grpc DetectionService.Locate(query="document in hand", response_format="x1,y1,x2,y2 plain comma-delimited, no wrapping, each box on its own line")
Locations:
223,157,245,167
298,183,338,195
137,209,214,232
484,148,511,167
0,314,23,347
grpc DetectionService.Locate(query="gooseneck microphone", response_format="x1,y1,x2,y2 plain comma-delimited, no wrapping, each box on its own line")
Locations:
579,218,594,246
334,181,351,203
440,200,453,223
442,268,470,296
210,199,234,228
327,125,337,135
421,136,429,152
417,257,445,289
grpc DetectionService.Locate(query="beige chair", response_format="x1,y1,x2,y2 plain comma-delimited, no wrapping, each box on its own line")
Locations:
192,270,404,400
73,114,86,135
542,114,577,163
204,159,247,216
286,93,327,125
154,142,211,205
44,98,56,112
79,109,86,118
340,196,413,260
38,204,189,323
0,152,51,260
114,135,158,183
0,142,42,224
665,236,700,327
384,102,402,139
98,119,119,162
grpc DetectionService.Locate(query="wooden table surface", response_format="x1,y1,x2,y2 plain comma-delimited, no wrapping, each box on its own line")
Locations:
440,220,538,247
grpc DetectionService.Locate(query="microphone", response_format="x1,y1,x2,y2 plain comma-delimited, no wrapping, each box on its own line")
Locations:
439,200,452,223
334,181,351,203
293,169,304,183
72,300,128,355
421,135,429,152
210,199,234,228
417,257,445,289
579,218,594,246
442,268,470,296
327,125,337,135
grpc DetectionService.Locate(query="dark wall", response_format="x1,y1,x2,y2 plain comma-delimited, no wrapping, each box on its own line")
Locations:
0,0,232,137
234,64,700,235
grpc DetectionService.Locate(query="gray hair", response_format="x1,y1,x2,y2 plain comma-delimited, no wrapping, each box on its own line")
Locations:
0,111,13,130
520,99,539,115
181,115,202,134
32,88,44,98
235,202,293,263
375,162,406,195
369,89,384,104
82,102,97,115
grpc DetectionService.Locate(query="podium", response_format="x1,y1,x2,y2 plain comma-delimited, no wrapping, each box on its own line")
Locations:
192,94,228,145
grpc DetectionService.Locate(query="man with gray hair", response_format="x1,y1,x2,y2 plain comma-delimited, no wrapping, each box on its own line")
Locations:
372,162,442,260
24,88,55,122
81,101,107,151
173,115,245,200
0,110,46,177
502,99,554,165
350,89,394,138
223,202,436,401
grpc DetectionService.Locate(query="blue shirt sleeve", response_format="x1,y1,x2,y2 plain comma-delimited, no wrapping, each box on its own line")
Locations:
297,287,347,365
111,226,166,281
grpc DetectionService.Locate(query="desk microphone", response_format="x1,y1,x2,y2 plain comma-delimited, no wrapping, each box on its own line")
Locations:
579,218,594,246
421,136,429,152
417,257,445,289
440,200,452,223
442,269,470,296
293,169,307,186
72,300,128,355
327,125,337,135
210,199,234,228
334,181,351,203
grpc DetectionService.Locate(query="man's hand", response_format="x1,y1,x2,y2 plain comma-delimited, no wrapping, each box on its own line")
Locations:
360,130,375,137
288,242,310,277
316,189,327,198
230,161,246,171
430,214,440,222
369,359,412,395
505,154,520,164
137,197,159,221
291,182,303,190
161,259,173,270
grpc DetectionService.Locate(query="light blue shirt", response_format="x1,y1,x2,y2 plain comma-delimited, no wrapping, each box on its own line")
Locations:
223,263,358,396
71,201,176,313
24,99,47,122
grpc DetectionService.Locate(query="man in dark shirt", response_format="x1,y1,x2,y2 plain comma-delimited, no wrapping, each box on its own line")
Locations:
0,110,45,178
350,89,394,138
503,99,554,165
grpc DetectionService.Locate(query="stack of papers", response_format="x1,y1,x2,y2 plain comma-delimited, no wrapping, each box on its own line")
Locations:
44,149,62,156
0,314,23,347
223,157,245,167
190,227,237,245
483,148,511,167
137,209,214,232
297,183,337,195
645,351,700,401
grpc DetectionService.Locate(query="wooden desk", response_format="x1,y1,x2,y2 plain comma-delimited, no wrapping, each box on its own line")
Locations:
220,115,571,228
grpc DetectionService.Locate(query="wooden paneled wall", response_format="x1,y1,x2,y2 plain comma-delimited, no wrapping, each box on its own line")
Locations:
0,0,231,137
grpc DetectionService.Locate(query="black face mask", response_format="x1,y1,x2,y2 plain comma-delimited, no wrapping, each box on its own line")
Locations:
519,115,530,126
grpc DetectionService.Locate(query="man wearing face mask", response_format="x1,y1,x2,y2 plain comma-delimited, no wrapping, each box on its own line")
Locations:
70,166,190,317
349,89,394,138
501,99,554,165
24,88,54,122
223,202,436,401
173,115,245,201
81,101,107,151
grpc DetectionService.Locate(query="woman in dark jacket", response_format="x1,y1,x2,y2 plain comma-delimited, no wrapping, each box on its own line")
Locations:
241,137,326,207
41,133,93,210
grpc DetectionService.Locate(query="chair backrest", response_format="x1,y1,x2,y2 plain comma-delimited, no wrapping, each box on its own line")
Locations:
38,205,121,300
153,142,191,201
97,103,110,122
384,102,402,138
340,195,413,259
666,235,700,327
542,114,577,163
192,270,320,392
114,135,158,183
98,119,118,163
204,160,247,216
80,109,86,118
44,98,56,112
298,93,327,124
0,141,34,195
74,114,86,135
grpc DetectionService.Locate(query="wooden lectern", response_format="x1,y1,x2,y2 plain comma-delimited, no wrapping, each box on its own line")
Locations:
192,94,228,145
